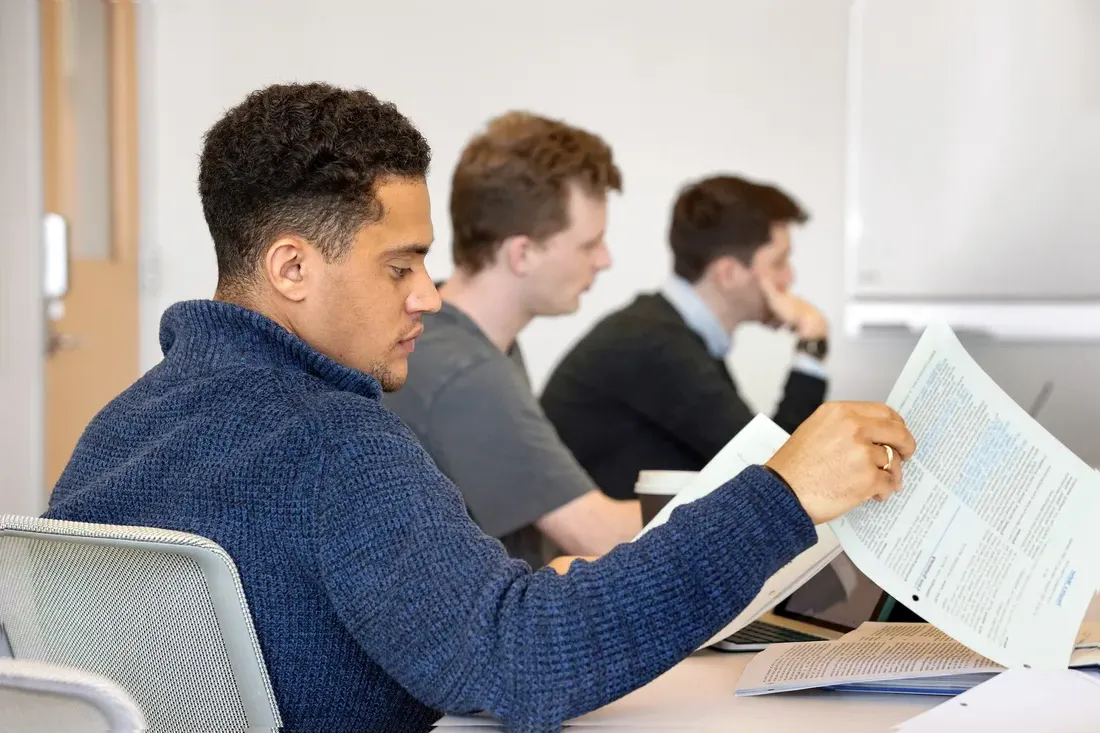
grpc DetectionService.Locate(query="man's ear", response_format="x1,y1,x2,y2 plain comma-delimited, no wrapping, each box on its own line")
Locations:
706,255,750,292
502,234,538,276
264,236,313,302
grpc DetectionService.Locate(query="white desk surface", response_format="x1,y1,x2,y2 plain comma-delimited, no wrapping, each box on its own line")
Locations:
435,597,1100,731
434,650,935,731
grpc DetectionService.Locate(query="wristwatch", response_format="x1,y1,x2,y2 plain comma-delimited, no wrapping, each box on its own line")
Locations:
796,337,829,360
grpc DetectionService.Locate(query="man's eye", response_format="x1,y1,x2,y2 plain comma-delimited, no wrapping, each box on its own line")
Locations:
391,266,412,279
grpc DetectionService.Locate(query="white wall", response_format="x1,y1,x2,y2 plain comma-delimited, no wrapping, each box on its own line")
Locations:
139,0,1100,465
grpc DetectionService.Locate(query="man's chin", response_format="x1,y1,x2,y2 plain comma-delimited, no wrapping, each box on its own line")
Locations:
537,299,581,318
377,361,408,392
560,292,585,316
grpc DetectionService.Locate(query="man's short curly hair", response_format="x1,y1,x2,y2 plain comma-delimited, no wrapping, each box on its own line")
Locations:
450,112,622,273
198,82,431,287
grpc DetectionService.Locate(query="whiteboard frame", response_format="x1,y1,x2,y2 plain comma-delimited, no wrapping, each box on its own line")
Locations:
842,0,1100,341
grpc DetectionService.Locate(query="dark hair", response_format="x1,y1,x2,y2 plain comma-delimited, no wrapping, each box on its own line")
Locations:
198,82,431,288
450,111,622,273
669,175,808,282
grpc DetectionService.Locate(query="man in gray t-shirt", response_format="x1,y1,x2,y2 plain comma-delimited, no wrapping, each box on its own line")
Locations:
384,112,641,567
385,302,595,566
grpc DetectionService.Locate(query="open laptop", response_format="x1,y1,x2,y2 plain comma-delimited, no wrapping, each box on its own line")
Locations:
713,554,922,651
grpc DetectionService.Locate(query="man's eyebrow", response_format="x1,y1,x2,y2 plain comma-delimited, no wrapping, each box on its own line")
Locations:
583,230,606,246
381,243,432,257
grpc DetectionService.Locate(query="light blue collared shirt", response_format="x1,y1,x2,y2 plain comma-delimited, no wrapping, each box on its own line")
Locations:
660,276,732,359
659,275,827,380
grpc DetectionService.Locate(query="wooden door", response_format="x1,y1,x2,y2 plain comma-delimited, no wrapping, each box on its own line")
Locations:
40,0,140,491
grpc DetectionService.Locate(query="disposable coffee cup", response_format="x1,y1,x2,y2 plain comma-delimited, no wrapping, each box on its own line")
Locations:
635,470,700,526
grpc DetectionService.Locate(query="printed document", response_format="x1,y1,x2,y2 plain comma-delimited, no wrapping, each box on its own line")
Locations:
735,626,1002,696
635,414,842,647
893,667,1100,732
829,323,1100,669
735,622,1100,697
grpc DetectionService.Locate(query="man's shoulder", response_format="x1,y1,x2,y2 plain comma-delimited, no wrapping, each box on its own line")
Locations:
49,364,368,508
404,312,499,391
570,293,696,356
307,380,415,439
385,313,512,428
397,343,527,419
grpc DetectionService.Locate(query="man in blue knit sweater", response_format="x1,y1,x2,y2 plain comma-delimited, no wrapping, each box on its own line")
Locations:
45,83,915,732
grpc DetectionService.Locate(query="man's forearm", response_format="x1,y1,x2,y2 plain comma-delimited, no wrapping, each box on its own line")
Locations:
535,492,642,556
545,555,599,573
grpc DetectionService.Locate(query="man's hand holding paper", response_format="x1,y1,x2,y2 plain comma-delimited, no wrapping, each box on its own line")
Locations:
635,403,917,649
766,401,916,523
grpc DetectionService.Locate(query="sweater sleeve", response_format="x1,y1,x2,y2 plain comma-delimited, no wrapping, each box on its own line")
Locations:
310,414,816,731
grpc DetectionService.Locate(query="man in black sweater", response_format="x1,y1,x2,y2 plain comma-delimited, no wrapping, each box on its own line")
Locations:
542,174,830,500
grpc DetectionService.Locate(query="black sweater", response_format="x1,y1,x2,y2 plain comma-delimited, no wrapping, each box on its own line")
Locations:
541,293,827,500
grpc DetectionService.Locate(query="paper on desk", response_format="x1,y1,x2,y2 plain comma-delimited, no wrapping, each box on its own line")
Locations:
893,667,1100,732
735,622,1100,697
734,633,1002,696
634,414,842,648
829,322,1100,669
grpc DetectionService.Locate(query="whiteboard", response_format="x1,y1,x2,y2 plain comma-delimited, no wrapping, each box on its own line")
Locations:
846,0,1100,301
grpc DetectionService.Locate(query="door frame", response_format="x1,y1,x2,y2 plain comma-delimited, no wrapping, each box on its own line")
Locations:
0,0,46,515
40,0,142,489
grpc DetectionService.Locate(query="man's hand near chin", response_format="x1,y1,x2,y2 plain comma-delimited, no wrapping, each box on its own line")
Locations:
759,279,828,341
762,314,785,330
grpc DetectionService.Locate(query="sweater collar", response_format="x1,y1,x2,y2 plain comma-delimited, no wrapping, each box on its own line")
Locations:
158,299,382,399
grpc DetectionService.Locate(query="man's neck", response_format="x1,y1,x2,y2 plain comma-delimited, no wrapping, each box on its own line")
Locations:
691,277,753,336
439,268,533,353
214,284,298,337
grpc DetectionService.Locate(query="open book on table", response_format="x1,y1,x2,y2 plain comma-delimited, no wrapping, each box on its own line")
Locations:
734,621,1100,697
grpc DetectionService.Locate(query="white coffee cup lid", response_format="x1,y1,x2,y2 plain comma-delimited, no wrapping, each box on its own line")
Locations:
634,470,699,493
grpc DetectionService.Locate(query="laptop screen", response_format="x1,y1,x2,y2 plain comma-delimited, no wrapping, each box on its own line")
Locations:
772,554,894,632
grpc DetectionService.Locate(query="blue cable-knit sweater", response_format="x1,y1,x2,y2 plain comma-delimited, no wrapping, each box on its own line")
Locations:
45,300,816,732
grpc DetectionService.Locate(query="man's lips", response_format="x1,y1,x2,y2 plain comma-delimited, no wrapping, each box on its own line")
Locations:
397,325,424,352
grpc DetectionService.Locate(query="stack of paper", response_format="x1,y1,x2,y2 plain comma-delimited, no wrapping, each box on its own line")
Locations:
893,667,1100,732
735,622,1100,697
827,323,1100,670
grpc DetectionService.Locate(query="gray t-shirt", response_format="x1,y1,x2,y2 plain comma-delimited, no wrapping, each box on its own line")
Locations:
383,301,596,567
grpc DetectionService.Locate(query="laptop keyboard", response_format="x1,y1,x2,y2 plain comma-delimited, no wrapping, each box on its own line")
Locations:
724,620,825,645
